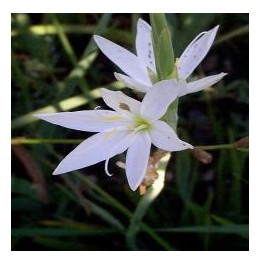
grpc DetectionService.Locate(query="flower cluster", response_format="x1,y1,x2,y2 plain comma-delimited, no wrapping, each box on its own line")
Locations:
36,18,226,191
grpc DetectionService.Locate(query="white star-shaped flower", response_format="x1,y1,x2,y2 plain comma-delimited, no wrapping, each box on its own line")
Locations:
94,19,227,96
35,80,193,191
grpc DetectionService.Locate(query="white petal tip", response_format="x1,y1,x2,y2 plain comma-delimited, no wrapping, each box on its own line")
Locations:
137,18,146,25
211,25,219,33
129,183,139,191
52,164,68,175
34,113,54,119
99,88,110,98
34,113,45,118
93,35,101,41
99,87,107,93
180,142,194,150
52,169,61,175
137,18,150,29
114,72,121,80
93,35,106,47
216,72,228,80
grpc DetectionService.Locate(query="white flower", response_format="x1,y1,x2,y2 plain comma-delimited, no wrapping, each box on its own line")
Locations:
94,19,156,93
35,80,193,191
94,19,227,96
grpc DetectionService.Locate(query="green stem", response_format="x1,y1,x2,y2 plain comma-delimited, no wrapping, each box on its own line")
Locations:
215,25,249,45
11,138,249,152
11,138,83,144
196,144,248,152
126,154,173,250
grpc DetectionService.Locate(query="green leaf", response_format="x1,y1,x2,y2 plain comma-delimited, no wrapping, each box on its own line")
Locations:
33,237,87,250
157,224,249,238
12,227,118,237
175,151,192,202
89,201,125,231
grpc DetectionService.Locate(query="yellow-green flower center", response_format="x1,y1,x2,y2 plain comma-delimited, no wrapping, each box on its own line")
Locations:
131,115,152,132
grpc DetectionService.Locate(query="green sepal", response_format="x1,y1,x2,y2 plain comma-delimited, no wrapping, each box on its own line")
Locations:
150,14,175,81
149,13,169,38
157,28,175,80
161,98,179,131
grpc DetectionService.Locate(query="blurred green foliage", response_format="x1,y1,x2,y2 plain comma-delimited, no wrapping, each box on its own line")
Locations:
11,13,248,251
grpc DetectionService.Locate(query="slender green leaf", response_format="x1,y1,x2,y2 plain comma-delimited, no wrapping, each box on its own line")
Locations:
12,227,118,237
157,224,249,238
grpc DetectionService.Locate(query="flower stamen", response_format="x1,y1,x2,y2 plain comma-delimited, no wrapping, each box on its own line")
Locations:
100,115,124,121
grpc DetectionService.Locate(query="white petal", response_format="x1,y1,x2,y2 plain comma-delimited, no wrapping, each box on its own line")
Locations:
179,72,227,97
35,110,127,132
100,88,141,115
178,26,219,80
53,131,131,175
126,132,151,191
105,132,135,176
150,120,193,151
114,72,149,93
141,80,182,120
94,35,152,86
136,18,156,72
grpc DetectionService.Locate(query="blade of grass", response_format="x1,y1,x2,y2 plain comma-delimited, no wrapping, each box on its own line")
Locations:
41,149,174,250
51,15,78,66
175,151,192,203
11,52,32,111
12,227,118,237
76,171,174,250
215,25,249,45
12,25,132,46
228,128,245,216
50,14,93,98
33,237,87,250
156,224,248,238
64,176,125,231
55,13,112,101
217,150,227,210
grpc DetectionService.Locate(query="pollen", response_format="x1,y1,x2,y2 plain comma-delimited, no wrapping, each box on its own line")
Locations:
100,115,124,121
131,115,152,132
174,58,180,80
104,128,117,140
